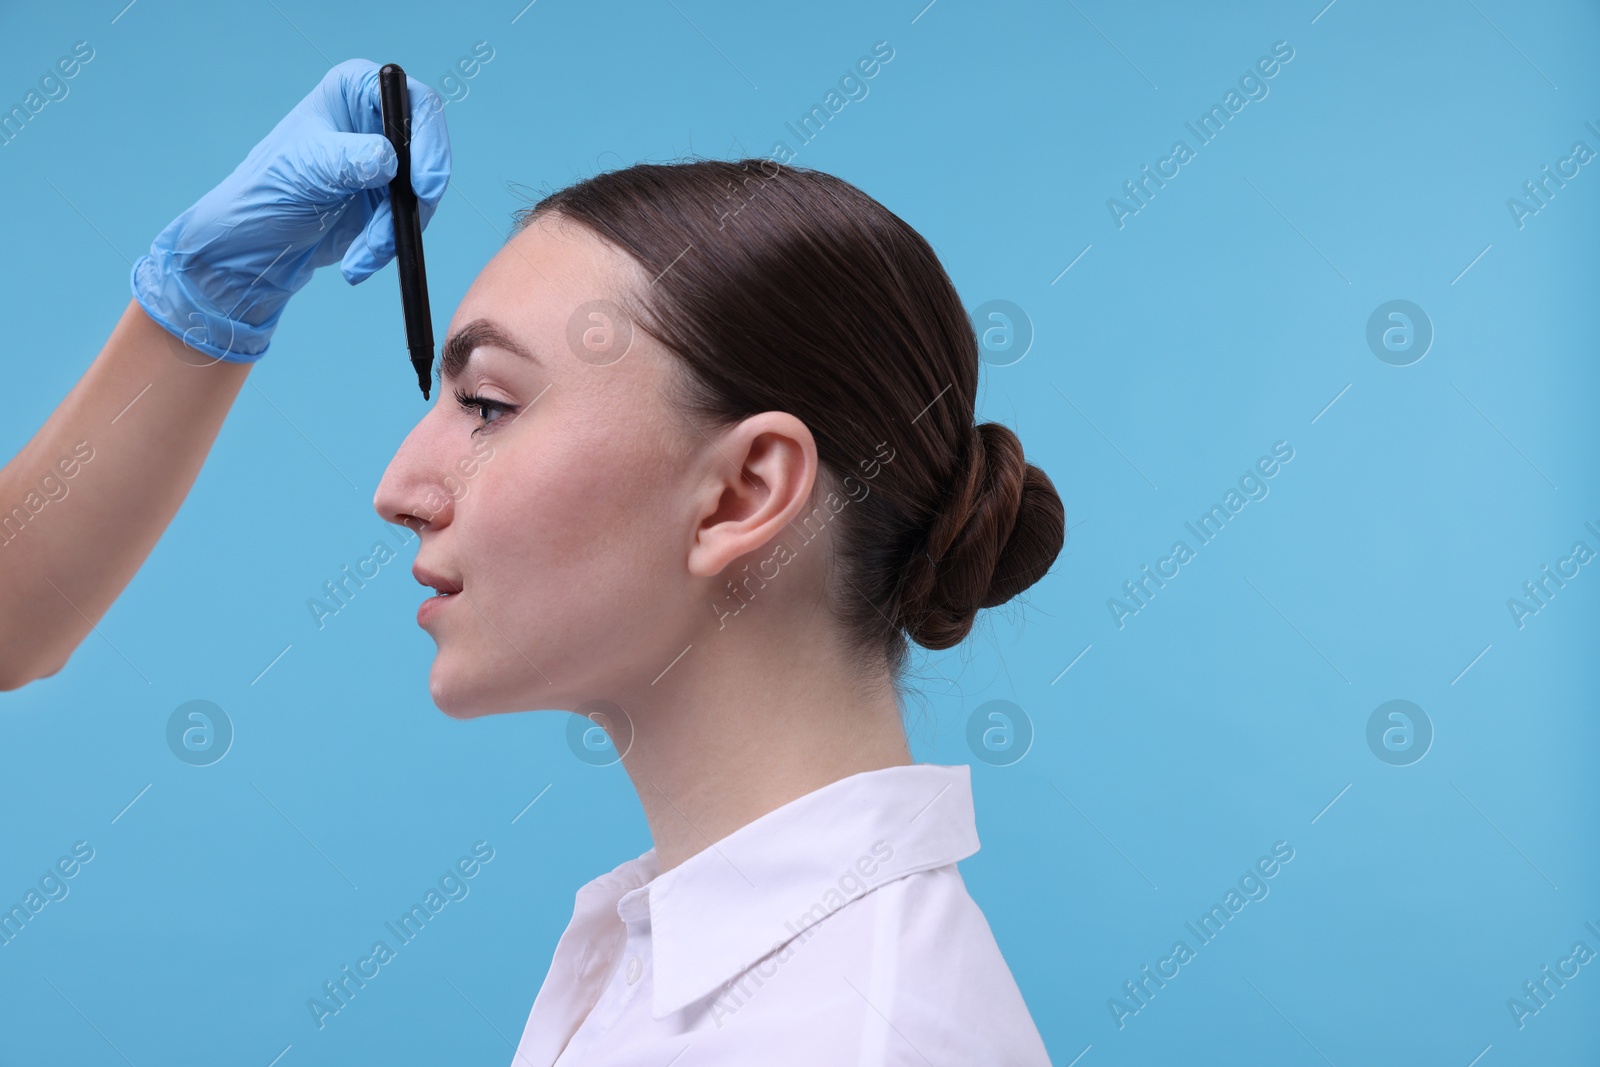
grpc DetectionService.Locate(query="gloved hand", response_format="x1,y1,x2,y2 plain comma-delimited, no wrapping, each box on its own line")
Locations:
131,58,450,363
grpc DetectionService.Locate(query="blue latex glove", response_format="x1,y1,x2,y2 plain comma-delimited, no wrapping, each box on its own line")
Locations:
131,58,450,363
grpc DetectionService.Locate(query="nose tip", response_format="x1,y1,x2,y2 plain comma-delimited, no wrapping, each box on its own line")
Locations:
375,473,450,535
373,410,454,534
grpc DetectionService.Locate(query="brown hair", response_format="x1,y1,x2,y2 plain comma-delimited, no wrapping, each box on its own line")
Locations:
511,159,1065,684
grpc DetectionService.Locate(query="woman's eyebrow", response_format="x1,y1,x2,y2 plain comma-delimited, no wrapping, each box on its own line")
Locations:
440,318,543,380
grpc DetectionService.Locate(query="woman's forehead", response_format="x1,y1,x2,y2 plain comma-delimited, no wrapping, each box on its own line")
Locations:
457,217,642,333
441,228,677,414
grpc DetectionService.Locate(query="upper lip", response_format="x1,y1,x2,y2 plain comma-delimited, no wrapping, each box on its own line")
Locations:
412,564,464,595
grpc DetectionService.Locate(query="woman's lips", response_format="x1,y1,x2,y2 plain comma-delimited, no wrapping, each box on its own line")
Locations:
412,563,464,595
417,589,458,627
412,564,465,627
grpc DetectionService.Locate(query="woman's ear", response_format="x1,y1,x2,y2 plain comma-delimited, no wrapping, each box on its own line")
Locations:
684,411,818,580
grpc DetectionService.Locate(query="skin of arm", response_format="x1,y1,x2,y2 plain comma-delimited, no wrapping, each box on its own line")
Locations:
0,299,250,690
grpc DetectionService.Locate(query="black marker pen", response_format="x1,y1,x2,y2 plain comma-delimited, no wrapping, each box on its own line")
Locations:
378,63,434,400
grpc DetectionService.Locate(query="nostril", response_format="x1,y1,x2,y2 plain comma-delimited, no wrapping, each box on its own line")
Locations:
394,514,429,537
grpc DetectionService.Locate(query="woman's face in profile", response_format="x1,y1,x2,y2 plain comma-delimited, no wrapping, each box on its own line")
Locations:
373,214,702,719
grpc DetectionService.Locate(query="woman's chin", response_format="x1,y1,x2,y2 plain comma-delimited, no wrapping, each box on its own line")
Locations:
428,668,489,719
428,665,530,720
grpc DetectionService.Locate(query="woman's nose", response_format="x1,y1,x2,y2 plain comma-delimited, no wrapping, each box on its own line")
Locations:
374,409,455,533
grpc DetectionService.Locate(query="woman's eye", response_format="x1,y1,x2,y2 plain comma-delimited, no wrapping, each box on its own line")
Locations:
453,388,518,433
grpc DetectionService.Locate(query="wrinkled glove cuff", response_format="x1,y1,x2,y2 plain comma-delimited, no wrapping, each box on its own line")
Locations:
130,253,280,364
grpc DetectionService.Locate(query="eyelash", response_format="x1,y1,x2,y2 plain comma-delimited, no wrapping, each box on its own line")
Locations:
453,387,519,433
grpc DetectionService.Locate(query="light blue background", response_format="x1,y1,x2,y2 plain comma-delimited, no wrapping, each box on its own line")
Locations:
2,1,1597,1064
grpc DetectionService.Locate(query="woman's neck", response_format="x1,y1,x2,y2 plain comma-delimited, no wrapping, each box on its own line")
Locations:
615,591,913,876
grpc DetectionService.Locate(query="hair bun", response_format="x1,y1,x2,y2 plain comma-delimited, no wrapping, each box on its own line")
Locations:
897,422,1066,649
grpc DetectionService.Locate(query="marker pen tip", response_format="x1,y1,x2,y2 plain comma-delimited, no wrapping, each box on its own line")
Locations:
411,352,433,401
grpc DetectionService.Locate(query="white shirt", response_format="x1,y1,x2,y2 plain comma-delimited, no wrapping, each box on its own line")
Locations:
509,762,1053,1066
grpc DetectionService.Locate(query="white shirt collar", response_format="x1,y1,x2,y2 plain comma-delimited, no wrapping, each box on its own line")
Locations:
599,762,981,1019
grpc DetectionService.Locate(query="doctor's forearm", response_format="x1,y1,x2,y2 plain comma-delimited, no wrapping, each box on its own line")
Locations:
0,298,250,691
